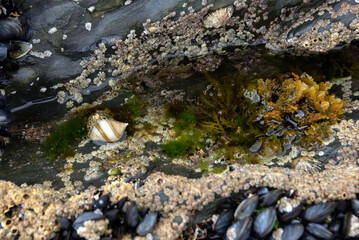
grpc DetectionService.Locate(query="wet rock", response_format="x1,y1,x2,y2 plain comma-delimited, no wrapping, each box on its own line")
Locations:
282,223,304,240
306,223,334,239
136,212,158,236
214,210,234,236
125,202,140,228
260,189,282,207
234,194,258,221
303,202,335,223
225,216,252,240
254,207,277,238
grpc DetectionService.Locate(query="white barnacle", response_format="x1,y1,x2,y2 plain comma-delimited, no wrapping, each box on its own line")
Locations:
85,22,92,31
48,27,57,34
203,6,234,28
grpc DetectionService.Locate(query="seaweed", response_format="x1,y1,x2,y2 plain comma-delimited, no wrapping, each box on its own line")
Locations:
125,95,145,119
45,116,87,160
257,72,344,148
162,128,202,158
211,165,227,174
198,72,263,152
162,107,203,158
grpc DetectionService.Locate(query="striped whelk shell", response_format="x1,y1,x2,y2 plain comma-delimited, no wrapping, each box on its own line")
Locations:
89,116,128,145
203,6,233,28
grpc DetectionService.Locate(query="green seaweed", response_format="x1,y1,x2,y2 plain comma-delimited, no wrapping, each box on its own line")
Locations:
125,96,145,118
161,139,188,158
162,106,203,158
273,220,280,230
200,159,209,172
211,165,227,174
198,72,263,156
162,128,203,158
174,110,197,135
45,116,87,160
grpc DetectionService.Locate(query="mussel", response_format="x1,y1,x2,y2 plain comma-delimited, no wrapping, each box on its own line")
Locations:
0,40,32,61
0,19,32,42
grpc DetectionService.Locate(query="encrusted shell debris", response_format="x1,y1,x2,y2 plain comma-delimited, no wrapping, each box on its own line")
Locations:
203,6,233,28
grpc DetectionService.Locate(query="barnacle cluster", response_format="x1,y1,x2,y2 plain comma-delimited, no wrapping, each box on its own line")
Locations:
257,73,345,148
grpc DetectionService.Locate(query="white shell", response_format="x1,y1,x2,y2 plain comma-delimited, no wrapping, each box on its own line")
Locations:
203,6,233,28
90,119,128,143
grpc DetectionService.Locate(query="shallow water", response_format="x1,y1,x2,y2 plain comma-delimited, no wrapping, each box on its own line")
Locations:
1,42,359,189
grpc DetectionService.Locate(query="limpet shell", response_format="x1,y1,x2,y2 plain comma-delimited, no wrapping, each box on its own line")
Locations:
203,6,233,28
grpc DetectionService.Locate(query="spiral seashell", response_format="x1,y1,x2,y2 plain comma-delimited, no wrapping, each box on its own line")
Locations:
90,119,128,143
203,6,233,28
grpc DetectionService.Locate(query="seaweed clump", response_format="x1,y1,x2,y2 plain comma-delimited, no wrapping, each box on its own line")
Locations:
198,72,262,157
257,73,345,147
162,106,202,158
197,71,345,161
45,116,87,159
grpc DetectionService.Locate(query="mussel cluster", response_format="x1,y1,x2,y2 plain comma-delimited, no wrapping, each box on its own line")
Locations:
0,0,33,148
183,188,359,240
59,194,160,239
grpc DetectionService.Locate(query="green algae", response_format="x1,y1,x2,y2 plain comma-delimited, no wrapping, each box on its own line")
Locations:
200,159,209,172
45,116,87,160
211,165,227,174
125,96,145,118
162,107,203,158
162,129,202,158
108,168,121,176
